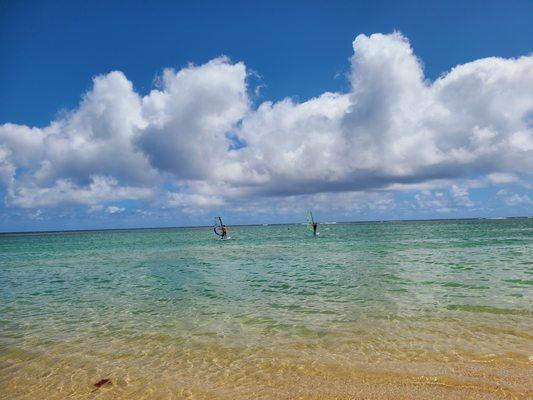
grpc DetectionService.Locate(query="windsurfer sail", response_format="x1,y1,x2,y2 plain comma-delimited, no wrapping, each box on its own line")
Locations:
307,211,318,236
213,216,228,239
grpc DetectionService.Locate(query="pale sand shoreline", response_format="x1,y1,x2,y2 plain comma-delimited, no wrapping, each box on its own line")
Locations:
2,358,532,399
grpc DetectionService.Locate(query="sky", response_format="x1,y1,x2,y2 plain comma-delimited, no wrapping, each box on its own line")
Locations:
0,0,532,231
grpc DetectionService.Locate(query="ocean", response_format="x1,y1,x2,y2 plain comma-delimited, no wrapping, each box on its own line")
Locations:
1,219,532,399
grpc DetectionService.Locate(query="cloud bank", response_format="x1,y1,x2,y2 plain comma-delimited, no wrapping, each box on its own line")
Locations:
1,32,532,219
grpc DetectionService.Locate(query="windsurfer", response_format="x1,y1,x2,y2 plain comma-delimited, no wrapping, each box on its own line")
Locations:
221,224,228,239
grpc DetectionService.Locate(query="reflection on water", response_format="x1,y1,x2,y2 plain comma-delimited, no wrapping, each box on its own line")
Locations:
1,219,532,398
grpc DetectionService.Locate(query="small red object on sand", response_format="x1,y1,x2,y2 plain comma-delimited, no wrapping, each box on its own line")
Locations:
94,378,112,388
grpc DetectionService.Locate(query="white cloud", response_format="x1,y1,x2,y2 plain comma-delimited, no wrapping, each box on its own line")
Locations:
28,209,43,220
450,184,474,207
106,205,125,214
138,57,249,180
0,32,532,217
414,191,452,213
496,189,533,206
413,185,474,213
232,33,533,199
487,172,519,184
9,175,153,208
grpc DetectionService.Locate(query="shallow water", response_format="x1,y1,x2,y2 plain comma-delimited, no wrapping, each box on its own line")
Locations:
1,219,532,398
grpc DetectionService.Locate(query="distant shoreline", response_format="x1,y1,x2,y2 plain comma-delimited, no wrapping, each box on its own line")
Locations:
1,216,531,236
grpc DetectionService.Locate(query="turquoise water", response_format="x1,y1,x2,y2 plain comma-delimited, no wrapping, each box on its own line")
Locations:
1,219,532,398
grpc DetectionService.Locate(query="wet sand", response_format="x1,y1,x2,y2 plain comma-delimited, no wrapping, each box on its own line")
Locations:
2,346,531,399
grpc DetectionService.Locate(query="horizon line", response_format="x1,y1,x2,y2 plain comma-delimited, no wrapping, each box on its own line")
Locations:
1,215,531,236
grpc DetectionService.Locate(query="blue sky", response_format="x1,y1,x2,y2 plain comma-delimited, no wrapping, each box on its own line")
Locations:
3,0,533,126
0,0,532,231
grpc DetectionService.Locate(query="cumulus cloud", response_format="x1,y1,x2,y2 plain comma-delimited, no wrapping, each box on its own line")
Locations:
233,33,533,198
0,32,532,218
106,205,125,214
413,185,474,213
138,57,249,180
487,172,519,184
497,189,533,206
9,175,153,208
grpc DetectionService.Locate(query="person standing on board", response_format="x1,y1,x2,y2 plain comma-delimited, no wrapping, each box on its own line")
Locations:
221,224,228,239
312,222,318,236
